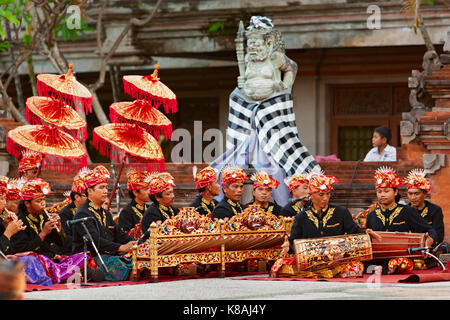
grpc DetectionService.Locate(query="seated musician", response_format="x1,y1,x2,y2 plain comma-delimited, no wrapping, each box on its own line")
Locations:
71,166,137,281
10,178,63,258
118,169,150,234
279,174,310,217
18,150,42,181
9,178,86,285
189,166,220,216
365,167,437,248
211,166,248,220
141,172,179,241
245,171,282,216
58,168,88,255
404,169,445,245
0,177,25,255
285,169,363,254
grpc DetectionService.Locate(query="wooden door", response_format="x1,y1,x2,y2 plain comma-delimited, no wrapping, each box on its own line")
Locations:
329,83,410,161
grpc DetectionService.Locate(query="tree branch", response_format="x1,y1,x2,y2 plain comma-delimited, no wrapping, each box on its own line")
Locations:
89,0,164,93
96,0,110,58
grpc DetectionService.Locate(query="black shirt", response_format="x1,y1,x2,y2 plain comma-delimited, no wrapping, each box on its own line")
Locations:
211,197,247,220
279,199,311,218
288,204,362,253
189,195,218,216
58,202,77,255
366,202,439,244
71,199,134,256
10,208,64,258
141,202,179,241
245,201,282,216
118,199,147,233
0,211,11,254
413,201,445,244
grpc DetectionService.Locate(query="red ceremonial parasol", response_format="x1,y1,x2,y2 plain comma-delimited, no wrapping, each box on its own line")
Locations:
93,122,165,211
93,122,165,172
25,96,88,141
109,99,172,140
36,62,93,114
122,63,177,114
7,125,88,173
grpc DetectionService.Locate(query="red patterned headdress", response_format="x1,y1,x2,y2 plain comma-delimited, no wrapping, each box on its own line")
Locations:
0,176,9,196
147,172,175,194
6,178,22,201
20,178,51,200
127,169,150,191
307,169,339,193
403,169,431,192
19,150,42,173
284,174,308,193
194,166,218,190
251,171,279,189
84,165,111,189
221,166,248,185
374,166,402,189
71,167,89,194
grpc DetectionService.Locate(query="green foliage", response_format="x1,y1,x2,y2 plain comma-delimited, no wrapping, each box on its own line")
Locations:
54,17,94,41
0,40,11,52
206,22,225,34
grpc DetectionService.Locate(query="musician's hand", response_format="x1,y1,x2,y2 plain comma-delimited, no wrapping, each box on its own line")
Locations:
425,232,434,250
40,220,55,239
280,235,289,258
3,219,25,239
118,241,138,253
2,212,17,227
50,213,61,230
366,228,382,242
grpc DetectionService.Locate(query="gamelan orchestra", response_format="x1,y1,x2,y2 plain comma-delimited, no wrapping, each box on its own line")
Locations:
0,153,448,286
0,16,449,296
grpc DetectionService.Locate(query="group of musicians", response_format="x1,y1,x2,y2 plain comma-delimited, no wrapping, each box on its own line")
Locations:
0,150,446,284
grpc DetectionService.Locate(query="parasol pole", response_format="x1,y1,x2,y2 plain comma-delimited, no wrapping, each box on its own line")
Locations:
36,154,45,178
107,155,127,212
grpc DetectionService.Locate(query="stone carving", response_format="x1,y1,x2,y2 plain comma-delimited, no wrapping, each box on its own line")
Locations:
236,16,298,101
407,50,442,119
400,112,419,144
423,153,446,174
443,27,450,53
444,119,450,141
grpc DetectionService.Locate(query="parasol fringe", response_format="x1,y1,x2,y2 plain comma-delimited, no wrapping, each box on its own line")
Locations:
6,135,88,174
25,109,88,142
37,79,93,115
92,129,165,173
122,79,177,114
109,107,172,140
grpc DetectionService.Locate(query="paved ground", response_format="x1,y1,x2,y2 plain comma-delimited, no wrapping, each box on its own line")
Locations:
24,274,450,300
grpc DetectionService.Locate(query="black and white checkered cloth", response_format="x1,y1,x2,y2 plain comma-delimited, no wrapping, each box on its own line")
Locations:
226,88,320,176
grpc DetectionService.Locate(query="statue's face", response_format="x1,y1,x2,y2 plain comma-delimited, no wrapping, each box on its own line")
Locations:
247,34,270,61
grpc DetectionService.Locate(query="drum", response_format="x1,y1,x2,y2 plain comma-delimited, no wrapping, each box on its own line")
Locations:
293,234,373,271
370,231,426,259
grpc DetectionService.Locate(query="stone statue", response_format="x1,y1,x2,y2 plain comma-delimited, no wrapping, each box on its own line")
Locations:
211,16,319,207
444,27,450,53
236,16,298,101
